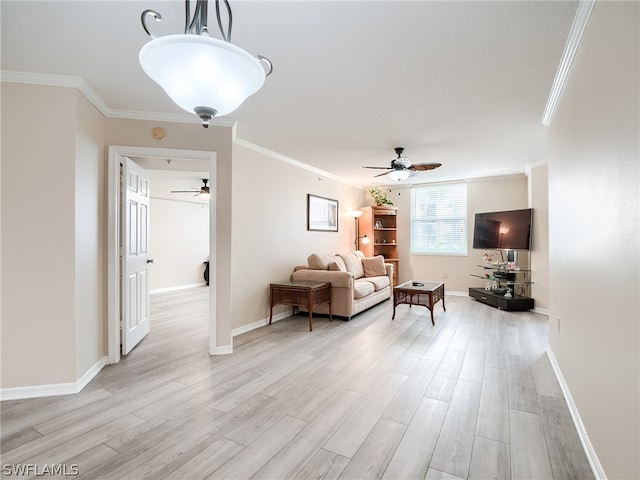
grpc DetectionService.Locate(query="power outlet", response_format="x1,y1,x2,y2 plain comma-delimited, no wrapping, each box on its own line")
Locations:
443,272,448,279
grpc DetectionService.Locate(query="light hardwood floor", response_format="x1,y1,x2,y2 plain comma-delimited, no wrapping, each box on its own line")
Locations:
1,287,595,479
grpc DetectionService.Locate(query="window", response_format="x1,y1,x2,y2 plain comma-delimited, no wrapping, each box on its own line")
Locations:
411,183,467,255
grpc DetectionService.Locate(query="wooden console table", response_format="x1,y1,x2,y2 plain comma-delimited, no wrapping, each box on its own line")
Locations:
392,281,446,325
269,281,332,331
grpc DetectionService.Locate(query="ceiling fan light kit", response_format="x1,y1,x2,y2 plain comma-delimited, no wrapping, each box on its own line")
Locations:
389,169,411,181
139,0,272,128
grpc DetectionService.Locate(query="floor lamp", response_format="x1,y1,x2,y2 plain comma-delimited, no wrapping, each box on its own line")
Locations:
351,210,370,251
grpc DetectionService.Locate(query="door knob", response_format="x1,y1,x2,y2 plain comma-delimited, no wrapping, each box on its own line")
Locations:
147,259,154,264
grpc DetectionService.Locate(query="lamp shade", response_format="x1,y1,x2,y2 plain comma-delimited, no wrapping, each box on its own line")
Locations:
139,34,265,117
389,169,410,181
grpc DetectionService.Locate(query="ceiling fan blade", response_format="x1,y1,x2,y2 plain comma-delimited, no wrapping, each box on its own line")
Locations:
374,171,391,177
410,163,442,171
363,166,393,170
171,189,199,193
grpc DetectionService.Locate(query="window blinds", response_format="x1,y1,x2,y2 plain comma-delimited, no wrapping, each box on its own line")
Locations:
410,183,468,255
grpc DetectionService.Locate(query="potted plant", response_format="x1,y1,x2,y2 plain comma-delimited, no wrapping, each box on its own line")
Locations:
367,186,393,206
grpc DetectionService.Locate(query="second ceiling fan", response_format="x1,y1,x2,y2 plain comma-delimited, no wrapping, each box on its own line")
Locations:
171,178,210,198
364,147,442,181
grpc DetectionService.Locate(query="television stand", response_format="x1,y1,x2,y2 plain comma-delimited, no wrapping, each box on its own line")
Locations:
469,287,534,311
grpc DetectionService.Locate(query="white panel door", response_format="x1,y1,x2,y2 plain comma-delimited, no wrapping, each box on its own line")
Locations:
121,158,151,355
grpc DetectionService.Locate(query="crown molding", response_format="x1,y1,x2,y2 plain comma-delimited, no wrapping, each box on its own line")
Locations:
2,70,111,113
0,70,235,128
233,137,360,188
2,69,350,186
542,0,596,126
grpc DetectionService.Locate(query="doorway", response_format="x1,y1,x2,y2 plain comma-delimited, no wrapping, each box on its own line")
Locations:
107,146,217,364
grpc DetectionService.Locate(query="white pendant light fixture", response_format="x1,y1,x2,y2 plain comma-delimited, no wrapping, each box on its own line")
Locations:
139,0,272,128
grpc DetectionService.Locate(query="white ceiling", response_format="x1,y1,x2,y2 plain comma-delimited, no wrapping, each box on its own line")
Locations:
1,1,579,187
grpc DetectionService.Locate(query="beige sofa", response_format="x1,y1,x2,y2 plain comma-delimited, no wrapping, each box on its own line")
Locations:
291,251,393,320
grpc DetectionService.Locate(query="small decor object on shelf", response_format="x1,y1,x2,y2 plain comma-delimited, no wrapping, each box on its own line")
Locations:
367,186,393,206
478,251,495,266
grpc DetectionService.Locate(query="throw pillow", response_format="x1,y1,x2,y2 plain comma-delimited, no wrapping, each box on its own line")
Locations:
333,255,347,271
328,261,346,272
338,251,365,278
362,255,387,277
308,253,336,270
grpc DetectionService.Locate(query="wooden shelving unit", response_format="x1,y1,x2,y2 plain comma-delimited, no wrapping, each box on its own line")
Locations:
359,205,399,285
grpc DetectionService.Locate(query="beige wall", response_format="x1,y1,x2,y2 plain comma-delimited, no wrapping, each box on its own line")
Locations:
385,176,531,293
2,83,81,387
74,89,107,378
231,143,362,331
548,2,639,478
529,165,549,310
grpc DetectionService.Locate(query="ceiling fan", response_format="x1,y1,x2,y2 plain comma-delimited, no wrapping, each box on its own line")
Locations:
363,147,442,181
171,178,210,197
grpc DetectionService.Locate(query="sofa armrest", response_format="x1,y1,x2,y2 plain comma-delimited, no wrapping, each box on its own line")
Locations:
291,269,354,288
385,263,394,279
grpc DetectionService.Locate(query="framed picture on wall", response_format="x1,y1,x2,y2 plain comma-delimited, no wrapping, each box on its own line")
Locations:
307,194,339,232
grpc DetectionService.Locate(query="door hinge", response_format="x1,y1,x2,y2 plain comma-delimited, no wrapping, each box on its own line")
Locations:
119,246,124,259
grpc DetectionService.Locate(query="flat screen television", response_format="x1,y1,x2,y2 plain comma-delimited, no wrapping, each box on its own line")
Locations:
472,208,533,250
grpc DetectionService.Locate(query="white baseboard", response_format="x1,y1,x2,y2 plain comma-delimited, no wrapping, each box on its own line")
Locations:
212,345,233,355
76,356,109,391
231,311,290,337
546,347,606,480
447,290,468,297
150,283,206,295
533,306,549,316
0,356,108,401
211,311,297,357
